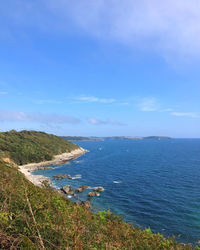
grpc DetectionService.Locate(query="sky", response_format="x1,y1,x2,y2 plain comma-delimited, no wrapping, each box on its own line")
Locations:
0,0,200,137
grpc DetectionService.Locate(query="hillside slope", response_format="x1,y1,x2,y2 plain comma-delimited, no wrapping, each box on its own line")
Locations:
0,160,192,249
0,130,79,165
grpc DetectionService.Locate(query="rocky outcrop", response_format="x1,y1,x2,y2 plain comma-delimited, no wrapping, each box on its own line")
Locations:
88,192,100,197
18,148,88,187
61,185,74,195
93,187,104,192
74,185,89,193
53,174,82,180
75,187,84,192
80,185,89,190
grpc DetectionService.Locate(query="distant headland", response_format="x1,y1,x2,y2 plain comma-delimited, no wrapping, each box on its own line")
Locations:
62,135,172,141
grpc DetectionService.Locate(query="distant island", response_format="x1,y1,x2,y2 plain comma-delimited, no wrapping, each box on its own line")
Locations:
62,135,172,141
61,136,104,141
104,136,172,140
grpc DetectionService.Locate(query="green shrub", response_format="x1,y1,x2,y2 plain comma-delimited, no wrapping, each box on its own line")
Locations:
0,130,79,165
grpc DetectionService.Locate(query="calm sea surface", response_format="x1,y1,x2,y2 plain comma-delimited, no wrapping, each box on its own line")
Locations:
33,139,200,244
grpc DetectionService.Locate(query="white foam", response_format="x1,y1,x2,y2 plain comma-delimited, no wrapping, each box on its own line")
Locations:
75,160,83,164
53,166,63,169
113,181,122,184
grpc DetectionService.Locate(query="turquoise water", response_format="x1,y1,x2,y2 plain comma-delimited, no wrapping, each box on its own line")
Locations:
33,139,200,244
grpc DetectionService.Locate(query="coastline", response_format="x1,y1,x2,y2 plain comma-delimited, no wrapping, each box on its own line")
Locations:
18,147,88,187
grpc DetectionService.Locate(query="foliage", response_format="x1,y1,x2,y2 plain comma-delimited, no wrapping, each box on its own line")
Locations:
0,130,79,165
0,161,196,249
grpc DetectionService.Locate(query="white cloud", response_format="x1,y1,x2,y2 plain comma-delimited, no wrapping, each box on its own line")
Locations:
75,95,115,104
45,0,200,61
138,98,159,111
2,1,200,61
0,110,81,124
87,117,125,126
171,112,199,118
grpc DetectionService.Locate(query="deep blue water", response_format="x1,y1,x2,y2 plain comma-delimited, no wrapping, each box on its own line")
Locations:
33,139,200,244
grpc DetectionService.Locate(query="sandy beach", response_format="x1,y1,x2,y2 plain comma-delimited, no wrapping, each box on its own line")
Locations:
18,147,88,187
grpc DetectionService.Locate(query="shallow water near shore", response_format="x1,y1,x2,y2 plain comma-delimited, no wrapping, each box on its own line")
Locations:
33,139,200,244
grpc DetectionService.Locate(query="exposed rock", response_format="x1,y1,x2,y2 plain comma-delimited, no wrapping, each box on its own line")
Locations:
53,174,64,180
53,173,81,180
18,148,88,187
63,174,70,178
61,185,73,194
74,184,89,193
2,157,18,168
80,185,89,190
88,192,100,197
93,186,104,192
75,187,84,192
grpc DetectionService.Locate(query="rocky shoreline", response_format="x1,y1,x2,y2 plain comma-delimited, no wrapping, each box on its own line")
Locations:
18,147,88,187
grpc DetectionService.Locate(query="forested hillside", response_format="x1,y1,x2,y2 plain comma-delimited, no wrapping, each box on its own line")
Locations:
0,130,79,165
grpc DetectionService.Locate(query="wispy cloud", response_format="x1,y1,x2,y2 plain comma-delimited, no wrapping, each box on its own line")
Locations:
0,91,8,95
138,97,199,118
74,95,115,104
33,99,62,105
138,98,159,111
3,1,200,61
171,112,199,118
0,110,80,124
87,117,125,126
45,0,200,61
162,108,173,112
119,102,129,106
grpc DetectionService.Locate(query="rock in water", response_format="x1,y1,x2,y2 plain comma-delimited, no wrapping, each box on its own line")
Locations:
75,187,84,193
80,185,90,190
61,185,72,194
88,192,100,197
93,186,104,192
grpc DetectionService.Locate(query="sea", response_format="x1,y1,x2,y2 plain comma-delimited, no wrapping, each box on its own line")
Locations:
33,139,200,244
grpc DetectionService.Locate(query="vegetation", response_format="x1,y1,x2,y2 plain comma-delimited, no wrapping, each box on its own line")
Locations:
0,130,196,249
0,130,79,165
0,161,195,249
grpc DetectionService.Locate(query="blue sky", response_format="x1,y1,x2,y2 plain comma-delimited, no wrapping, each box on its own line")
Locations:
0,0,200,137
